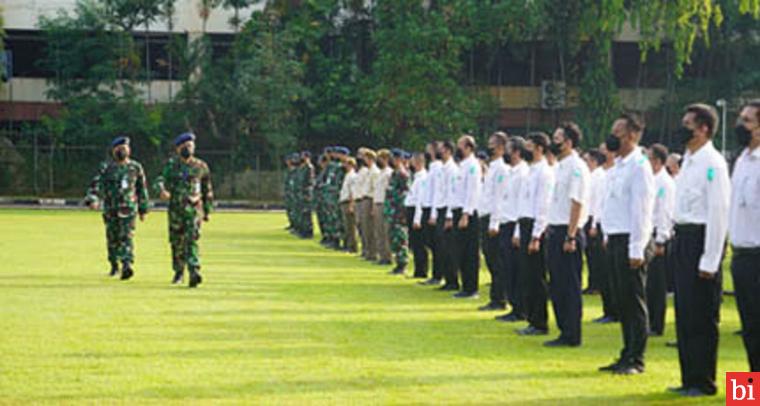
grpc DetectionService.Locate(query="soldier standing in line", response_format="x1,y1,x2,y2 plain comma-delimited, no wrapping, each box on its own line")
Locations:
385,149,411,275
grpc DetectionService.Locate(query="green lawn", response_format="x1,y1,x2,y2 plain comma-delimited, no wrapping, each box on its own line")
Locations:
0,209,745,404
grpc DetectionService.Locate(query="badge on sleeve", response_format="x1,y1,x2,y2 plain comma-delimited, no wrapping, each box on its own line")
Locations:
573,169,581,178
657,187,665,198
707,167,715,182
470,165,476,175
497,175,504,183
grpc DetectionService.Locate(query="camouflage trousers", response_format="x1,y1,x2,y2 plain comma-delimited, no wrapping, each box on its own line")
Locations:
103,212,135,265
298,200,314,236
389,221,409,268
169,208,202,273
323,198,341,241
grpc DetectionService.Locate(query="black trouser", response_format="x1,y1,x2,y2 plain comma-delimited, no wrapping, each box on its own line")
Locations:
731,247,760,372
407,207,429,278
647,239,671,335
546,225,583,345
608,234,649,368
673,224,722,394
598,224,619,320
481,215,506,306
518,218,548,330
498,221,522,314
433,208,451,285
584,219,601,290
452,208,480,294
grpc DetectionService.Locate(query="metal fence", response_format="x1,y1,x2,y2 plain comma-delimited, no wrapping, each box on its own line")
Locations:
0,140,285,202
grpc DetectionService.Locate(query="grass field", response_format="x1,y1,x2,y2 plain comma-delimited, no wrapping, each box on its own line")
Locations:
0,209,746,404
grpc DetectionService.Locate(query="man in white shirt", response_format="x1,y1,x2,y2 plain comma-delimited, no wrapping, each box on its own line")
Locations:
406,152,429,279
339,157,359,253
666,153,682,178
645,144,675,337
669,103,730,397
597,113,655,376
478,132,509,311
446,135,482,298
544,122,589,348
492,137,530,321
729,100,760,373
432,141,459,291
416,142,443,285
582,149,606,295
374,149,394,265
594,142,620,324
514,132,555,336
362,149,380,261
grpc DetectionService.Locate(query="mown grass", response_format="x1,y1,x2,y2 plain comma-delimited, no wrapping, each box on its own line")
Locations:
0,209,744,404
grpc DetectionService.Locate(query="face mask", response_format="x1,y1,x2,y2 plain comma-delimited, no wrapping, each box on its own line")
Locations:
113,149,127,161
549,141,563,156
605,134,621,152
503,154,511,165
180,147,192,159
735,124,753,147
486,147,496,158
675,126,695,145
454,149,464,161
523,150,534,163
434,151,443,160
424,152,432,162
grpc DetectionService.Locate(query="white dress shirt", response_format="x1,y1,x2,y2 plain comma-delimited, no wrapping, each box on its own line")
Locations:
588,166,606,224
447,154,481,218
339,168,358,203
354,166,369,199
674,141,731,273
480,158,507,218
413,161,440,225
491,160,529,231
516,157,555,239
548,150,590,226
406,169,427,208
729,146,760,248
652,167,676,244
600,147,655,260
430,158,457,221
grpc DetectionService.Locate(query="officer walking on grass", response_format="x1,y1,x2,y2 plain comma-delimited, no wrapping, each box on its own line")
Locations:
155,132,214,288
85,136,149,280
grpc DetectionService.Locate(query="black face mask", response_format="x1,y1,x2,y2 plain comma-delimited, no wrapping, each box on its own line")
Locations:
523,150,534,163
434,151,443,160
549,142,563,156
424,152,433,163
605,134,621,152
113,149,128,161
503,154,511,165
486,147,496,158
180,147,192,159
675,126,695,145
454,149,464,161
735,124,753,147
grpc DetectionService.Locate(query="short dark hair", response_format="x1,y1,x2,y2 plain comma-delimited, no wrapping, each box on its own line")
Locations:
685,103,719,137
559,121,583,147
650,143,669,164
618,112,645,133
587,148,606,166
745,99,760,122
527,132,550,153
461,134,476,150
441,140,455,154
509,136,526,158
490,131,508,147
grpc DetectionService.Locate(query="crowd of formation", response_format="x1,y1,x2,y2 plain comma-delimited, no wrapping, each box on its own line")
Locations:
283,101,760,398
84,132,213,288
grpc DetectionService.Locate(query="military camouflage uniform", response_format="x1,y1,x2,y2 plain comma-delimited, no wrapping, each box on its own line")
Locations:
284,165,297,229
155,156,213,274
314,163,328,239
384,168,410,270
296,161,315,237
85,159,149,267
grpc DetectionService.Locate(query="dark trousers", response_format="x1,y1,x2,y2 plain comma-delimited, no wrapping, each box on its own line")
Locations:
584,219,601,290
598,225,619,319
452,208,480,294
433,208,450,284
481,215,506,305
518,218,548,330
647,240,671,335
608,234,649,368
546,225,583,345
731,248,760,372
673,224,722,394
498,221,522,314
407,207,429,278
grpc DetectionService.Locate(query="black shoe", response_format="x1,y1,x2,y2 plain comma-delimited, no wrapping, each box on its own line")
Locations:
648,330,663,337
419,278,442,286
543,338,579,348
453,291,479,299
120,265,134,280
666,386,688,395
598,361,622,372
665,341,678,348
592,315,618,324
682,388,714,397
613,365,644,375
438,284,459,291
172,271,184,285
389,267,406,276
582,288,599,295
495,312,526,322
109,264,119,277
188,271,203,288
478,303,506,311
411,274,428,279
517,326,548,336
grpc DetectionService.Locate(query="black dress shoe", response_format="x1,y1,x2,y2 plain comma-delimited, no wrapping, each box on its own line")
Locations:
478,303,506,311
613,365,644,375
188,271,203,288
598,361,622,372
543,338,579,348
172,271,184,285
682,388,714,397
592,315,618,324
453,291,479,299
666,386,688,395
517,326,548,336
495,312,526,322
120,264,134,280
419,278,442,286
389,267,406,276
438,284,459,291
109,265,119,277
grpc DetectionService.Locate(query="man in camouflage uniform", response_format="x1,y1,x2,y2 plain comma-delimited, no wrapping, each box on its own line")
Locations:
283,154,297,232
296,151,315,238
155,132,214,288
385,148,411,275
314,153,330,243
85,136,149,280
321,147,342,249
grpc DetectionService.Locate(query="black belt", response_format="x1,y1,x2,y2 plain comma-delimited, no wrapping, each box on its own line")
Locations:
675,223,705,234
733,246,760,256
608,233,629,240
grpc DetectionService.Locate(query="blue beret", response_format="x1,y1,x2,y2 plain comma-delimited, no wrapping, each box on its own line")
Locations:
403,151,413,160
301,150,311,158
476,150,489,161
391,148,405,158
323,146,334,154
111,136,129,148
336,147,350,155
174,132,196,146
